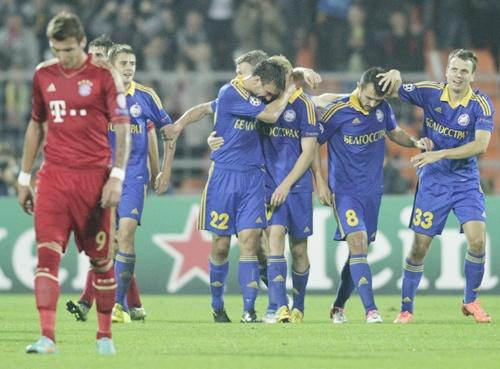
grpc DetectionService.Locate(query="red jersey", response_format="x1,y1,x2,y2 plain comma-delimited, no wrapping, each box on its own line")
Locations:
31,55,129,169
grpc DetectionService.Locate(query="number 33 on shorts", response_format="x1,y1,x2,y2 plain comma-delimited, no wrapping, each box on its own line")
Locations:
412,208,433,229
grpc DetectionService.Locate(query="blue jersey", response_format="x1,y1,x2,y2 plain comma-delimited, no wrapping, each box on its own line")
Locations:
259,88,319,192
109,81,172,183
399,82,494,187
210,77,266,168
318,91,397,195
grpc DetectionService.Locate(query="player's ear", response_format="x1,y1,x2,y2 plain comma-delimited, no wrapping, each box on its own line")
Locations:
80,36,87,50
470,70,475,83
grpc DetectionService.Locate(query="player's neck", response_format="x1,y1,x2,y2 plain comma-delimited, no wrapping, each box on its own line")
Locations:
124,81,131,92
448,86,469,104
60,52,87,70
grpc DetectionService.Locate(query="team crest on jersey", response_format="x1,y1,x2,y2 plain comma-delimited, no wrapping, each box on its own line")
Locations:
457,113,470,127
249,96,261,107
403,84,415,92
283,109,296,122
78,80,93,96
376,109,384,122
129,103,142,118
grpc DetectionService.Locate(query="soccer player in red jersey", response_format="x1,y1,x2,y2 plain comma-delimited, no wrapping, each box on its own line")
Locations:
17,12,130,355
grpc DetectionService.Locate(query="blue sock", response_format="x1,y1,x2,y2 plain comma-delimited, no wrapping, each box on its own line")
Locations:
333,258,355,308
401,258,424,313
292,266,309,313
464,250,485,304
239,256,260,312
267,256,287,309
114,251,135,311
209,257,229,311
258,262,268,287
349,253,377,313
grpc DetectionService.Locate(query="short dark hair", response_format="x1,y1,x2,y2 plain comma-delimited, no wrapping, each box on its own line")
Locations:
89,35,114,54
235,50,268,68
252,59,286,92
360,66,387,97
46,12,85,42
108,44,135,64
448,49,477,72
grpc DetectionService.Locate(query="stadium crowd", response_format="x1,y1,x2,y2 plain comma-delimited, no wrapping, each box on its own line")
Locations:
0,0,499,194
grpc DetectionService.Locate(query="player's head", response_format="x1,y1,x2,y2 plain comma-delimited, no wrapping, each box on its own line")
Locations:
108,44,136,86
446,49,477,94
267,55,294,83
46,12,86,68
246,59,286,102
88,35,114,62
235,50,268,77
357,66,388,111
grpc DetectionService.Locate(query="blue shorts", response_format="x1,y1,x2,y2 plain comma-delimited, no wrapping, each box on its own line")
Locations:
199,164,267,236
117,180,146,225
333,192,382,242
266,190,313,239
410,181,485,236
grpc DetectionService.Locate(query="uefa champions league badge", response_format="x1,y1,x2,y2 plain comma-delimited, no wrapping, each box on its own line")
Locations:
249,96,262,106
129,103,142,118
376,109,384,122
77,80,93,96
284,109,296,122
457,113,470,127
403,84,415,92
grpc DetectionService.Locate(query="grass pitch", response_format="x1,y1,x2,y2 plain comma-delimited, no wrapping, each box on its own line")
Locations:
1,294,499,369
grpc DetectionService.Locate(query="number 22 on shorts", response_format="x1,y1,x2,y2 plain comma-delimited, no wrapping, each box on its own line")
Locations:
210,211,229,230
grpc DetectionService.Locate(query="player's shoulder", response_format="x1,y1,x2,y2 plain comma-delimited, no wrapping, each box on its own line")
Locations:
320,96,351,122
406,81,444,94
471,89,494,116
134,82,163,108
226,78,250,100
35,58,59,72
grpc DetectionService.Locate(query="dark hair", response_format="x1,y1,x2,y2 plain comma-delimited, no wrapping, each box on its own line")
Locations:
235,50,268,68
252,59,287,92
360,66,387,96
89,34,114,54
108,44,135,63
46,12,85,42
448,49,477,72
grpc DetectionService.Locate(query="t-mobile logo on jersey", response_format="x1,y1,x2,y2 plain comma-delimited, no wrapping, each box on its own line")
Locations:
49,100,87,123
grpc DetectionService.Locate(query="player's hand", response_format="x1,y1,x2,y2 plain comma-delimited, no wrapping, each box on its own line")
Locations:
316,179,333,206
161,123,182,149
410,151,445,168
270,183,291,207
412,137,434,151
207,131,224,151
18,185,34,215
302,68,322,89
101,177,123,208
154,171,170,194
377,69,402,94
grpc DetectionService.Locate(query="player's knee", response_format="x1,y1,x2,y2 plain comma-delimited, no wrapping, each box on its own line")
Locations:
90,258,114,274
290,242,308,262
211,237,230,261
346,232,368,254
467,237,485,253
117,229,135,252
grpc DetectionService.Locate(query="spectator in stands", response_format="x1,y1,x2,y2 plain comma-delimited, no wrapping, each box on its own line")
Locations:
176,10,211,71
0,14,39,70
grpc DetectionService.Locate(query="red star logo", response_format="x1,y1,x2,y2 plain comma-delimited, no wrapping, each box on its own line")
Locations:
152,205,213,292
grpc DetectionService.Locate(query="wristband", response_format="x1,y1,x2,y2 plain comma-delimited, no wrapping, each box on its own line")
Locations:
110,167,125,181
18,171,31,186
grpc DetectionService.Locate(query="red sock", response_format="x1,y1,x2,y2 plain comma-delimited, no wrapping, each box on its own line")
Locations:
127,275,142,308
35,245,61,342
93,260,116,339
79,268,95,306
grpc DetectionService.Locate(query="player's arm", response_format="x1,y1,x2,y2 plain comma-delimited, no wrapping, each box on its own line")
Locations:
293,67,322,89
147,123,160,184
155,136,176,195
18,119,45,215
311,142,333,206
377,69,403,98
270,137,317,207
311,93,349,109
386,126,434,151
411,130,491,168
257,84,297,123
162,102,213,146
